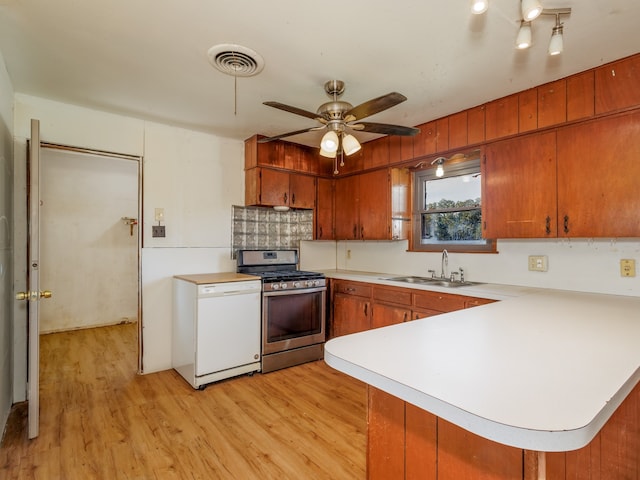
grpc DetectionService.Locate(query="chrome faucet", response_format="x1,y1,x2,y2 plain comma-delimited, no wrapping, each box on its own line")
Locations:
441,249,448,279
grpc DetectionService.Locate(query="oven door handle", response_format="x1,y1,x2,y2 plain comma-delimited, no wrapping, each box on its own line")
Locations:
262,286,327,297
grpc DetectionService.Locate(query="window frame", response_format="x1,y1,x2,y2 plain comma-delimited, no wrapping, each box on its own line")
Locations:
410,155,496,253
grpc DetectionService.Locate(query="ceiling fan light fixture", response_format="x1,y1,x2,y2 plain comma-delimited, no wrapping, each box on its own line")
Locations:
521,0,543,21
516,21,532,49
470,0,488,14
319,147,337,158
320,131,339,153
342,134,361,156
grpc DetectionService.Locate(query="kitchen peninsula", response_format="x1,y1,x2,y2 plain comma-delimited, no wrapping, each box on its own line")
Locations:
325,286,640,478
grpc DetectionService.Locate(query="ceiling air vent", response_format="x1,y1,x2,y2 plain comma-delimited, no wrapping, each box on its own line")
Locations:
207,44,264,77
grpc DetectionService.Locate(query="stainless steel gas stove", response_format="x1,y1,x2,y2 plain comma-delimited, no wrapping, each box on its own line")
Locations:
237,250,327,373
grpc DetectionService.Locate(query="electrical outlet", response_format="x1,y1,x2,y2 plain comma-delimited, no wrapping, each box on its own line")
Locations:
528,255,548,272
620,259,636,277
346,249,351,260
152,225,166,238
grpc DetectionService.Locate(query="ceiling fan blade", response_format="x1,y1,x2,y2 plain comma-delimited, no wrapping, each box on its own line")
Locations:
344,92,407,121
257,127,323,143
263,101,327,122
353,122,420,136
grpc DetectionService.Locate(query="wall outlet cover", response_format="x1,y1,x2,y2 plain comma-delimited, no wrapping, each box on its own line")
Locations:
528,255,548,272
152,225,166,238
620,259,636,277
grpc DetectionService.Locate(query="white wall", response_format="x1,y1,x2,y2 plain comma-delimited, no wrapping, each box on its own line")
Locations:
40,149,139,333
13,94,245,376
300,238,640,297
0,49,15,437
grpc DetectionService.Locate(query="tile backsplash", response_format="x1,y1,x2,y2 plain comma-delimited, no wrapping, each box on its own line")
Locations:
231,206,314,257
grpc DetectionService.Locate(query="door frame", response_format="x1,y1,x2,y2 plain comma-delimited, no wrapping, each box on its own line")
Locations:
39,141,144,372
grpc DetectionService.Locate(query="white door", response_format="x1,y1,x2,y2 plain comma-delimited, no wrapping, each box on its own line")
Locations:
16,119,52,439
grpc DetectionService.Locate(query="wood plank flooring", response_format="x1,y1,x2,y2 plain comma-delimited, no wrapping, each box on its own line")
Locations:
1,323,367,479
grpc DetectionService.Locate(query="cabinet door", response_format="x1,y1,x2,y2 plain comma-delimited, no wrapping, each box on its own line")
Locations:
359,169,390,240
557,111,640,237
485,94,519,140
289,173,315,209
368,387,405,480
316,178,334,240
362,137,390,170
371,302,410,329
332,293,370,337
259,168,289,206
335,175,360,239
482,132,557,238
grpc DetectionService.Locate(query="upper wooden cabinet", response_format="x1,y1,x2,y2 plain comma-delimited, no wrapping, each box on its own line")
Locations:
485,94,519,141
482,131,557,238
316,177,334,240
335,169,391,240
245,168,316,209
361,137,390,170
483,110,640,239
244,135,318,174
557,111,640,237
595,54,640,115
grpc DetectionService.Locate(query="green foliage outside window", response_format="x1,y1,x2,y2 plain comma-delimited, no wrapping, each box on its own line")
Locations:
422,198,482,242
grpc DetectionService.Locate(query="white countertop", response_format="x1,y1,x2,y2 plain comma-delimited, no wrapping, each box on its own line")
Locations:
324,287,640,452
320,269,536,301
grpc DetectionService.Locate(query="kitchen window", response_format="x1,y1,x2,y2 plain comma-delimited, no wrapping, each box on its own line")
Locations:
411,154,495,253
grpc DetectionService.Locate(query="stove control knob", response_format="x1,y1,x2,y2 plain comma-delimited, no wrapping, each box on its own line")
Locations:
271,284,279,290
280,282,288,289
293,281,301,288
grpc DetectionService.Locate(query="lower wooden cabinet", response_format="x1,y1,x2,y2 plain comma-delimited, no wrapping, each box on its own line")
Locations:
368,382,640,479
330,279,496,338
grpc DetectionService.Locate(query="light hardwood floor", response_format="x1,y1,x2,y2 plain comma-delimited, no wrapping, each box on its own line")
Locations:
1,323,367,479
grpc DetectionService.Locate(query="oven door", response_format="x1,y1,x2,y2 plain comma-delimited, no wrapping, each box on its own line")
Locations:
262,286,326,355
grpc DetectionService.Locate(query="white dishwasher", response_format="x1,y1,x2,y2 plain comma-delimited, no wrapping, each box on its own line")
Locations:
172,274,262,389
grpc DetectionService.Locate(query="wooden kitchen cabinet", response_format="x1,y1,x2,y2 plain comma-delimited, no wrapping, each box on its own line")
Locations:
316,177,334,240
244,135,317,174
334,169,391,240
331,280,372,338
557,110,640,237
371,285,412,328
245,167,316,209
485,94,519,141
362,137,390,170
537,79,567,128
482,131,557,238
595,54,640,115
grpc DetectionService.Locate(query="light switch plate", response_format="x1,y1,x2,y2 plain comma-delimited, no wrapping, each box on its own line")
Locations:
155,208,165,222
620,259,636,277
528,255,548,272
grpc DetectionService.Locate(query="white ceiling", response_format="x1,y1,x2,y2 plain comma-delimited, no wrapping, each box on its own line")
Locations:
0,0,638,147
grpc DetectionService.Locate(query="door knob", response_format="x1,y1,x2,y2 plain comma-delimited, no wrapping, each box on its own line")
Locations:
15,290,53,301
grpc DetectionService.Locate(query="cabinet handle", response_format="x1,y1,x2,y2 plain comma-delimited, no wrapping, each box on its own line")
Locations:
283,192,288,204
563,215,569,234
353,225,357,239
364,303,368,317
545,216,551,235
319,226,323,238
291,193,296,205
360,226,364,239
403,312,408,322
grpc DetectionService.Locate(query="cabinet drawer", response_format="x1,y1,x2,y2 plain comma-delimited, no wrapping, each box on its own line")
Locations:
464,297,496,308
372,286,412,306
333,281,372,298
413,291,466,313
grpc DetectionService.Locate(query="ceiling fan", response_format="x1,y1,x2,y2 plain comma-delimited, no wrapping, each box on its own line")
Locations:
259,80,420,158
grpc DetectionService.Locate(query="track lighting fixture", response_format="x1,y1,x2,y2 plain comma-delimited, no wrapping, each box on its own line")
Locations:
521,0,543,21
548,13,564,55
470,0,489,14
514,6,571,56
516,20,532,49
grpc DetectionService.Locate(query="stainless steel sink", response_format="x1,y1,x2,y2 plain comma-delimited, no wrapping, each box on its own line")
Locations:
384,276,483,288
